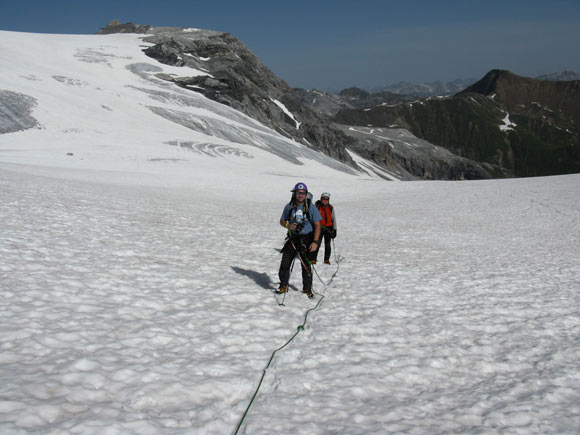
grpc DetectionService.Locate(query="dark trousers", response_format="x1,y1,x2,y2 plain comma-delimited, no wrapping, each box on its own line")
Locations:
279,233,314,291
314,227,332,261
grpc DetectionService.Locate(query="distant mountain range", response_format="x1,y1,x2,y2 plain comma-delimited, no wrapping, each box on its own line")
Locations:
369,78,478,97
348,71,580,98
295,71,580,117
535,71,580,81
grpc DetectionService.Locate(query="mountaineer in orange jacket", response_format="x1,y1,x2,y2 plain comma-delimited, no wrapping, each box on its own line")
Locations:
313,192,337,265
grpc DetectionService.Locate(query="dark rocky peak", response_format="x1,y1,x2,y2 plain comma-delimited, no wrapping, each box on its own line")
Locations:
459,69,580,116
458,69,518,96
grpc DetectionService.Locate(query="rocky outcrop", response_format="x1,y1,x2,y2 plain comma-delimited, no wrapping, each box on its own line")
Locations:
137,27,356,167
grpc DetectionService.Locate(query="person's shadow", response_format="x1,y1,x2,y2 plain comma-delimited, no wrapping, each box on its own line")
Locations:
231,267,275,290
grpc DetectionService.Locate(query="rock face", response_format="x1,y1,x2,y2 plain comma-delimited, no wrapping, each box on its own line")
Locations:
136,27,356,166
335,70,580,177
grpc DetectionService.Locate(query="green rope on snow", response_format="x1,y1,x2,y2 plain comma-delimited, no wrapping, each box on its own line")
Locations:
233,292,326,435
233,235,345,434
312,238,345,287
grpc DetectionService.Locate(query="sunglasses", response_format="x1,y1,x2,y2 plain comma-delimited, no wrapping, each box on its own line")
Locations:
295,191,307,196
321,197,329,200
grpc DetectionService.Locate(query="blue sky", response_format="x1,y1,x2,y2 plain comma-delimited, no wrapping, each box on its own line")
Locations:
1,0,579,91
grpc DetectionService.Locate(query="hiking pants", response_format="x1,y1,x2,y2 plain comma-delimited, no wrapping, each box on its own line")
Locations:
279,233,314,291
314,227,332,262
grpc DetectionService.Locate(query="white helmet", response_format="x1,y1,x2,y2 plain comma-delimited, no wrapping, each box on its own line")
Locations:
320,192,330,199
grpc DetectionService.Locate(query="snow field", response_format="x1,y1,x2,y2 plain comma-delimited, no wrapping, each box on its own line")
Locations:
4,168,578,433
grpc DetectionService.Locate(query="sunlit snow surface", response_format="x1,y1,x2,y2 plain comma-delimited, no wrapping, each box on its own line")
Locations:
1,30,580,434
1,165,579,434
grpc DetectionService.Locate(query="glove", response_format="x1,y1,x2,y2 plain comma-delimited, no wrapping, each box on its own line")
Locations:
331,229,337,239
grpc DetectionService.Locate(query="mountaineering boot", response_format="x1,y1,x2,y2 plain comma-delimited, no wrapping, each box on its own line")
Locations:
277,285,288,294
324,260,331,265
303,289,314,299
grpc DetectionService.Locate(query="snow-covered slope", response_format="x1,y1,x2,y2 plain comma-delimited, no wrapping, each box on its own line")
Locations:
0,30,380,186
2,166,579,434
1,30,580,434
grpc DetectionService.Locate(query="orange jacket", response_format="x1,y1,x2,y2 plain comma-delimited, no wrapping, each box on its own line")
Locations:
317,204,334,228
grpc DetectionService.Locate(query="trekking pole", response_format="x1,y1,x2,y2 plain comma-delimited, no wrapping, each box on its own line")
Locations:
279,288,287,306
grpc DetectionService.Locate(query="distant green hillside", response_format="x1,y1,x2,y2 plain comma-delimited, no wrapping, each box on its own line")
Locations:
334,70,580,177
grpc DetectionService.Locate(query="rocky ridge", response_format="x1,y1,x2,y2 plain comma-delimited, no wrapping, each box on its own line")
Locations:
106,25,357,167
94,22,501,180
